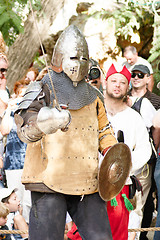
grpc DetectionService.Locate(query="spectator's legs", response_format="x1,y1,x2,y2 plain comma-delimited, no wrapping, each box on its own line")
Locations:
154,150,160,240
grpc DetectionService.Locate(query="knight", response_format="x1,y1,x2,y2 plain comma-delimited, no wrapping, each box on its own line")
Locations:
15,25,118,240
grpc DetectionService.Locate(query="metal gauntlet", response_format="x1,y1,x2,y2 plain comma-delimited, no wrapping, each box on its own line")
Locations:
14,114,44,143
37,106,71,134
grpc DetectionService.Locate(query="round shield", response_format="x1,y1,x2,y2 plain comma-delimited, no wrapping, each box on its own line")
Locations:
98,143,132,201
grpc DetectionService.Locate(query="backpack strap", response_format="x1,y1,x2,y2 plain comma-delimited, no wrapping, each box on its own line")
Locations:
131,97,143,114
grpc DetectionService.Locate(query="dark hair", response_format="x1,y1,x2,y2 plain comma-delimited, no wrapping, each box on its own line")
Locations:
1,196,10,204
1,190,15,204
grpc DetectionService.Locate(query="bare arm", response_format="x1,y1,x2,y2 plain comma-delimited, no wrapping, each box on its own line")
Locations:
128,232,137,240
153,110,160,128
14,214,28,239
152,127,160,151
0,77,8,117
0,107,12,136
147,74,154,92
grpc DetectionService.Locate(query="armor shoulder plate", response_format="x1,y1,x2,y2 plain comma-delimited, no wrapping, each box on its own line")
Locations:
16,81,43,113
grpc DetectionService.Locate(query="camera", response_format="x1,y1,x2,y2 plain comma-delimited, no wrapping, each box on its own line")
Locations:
88,66,100,80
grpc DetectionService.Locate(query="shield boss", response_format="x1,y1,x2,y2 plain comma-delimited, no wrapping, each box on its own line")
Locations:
98,143,131,201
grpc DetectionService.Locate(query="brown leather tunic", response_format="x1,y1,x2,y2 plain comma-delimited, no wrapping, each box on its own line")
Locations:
22,97,117,195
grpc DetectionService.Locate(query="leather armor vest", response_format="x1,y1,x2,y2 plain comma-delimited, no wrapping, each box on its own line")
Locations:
22,101,99,195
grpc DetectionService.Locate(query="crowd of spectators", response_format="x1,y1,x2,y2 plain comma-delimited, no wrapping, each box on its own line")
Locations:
0,53,39,239
0,45,160,240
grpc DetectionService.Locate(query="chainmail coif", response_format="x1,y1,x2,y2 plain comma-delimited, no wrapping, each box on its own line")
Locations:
42,69,100,110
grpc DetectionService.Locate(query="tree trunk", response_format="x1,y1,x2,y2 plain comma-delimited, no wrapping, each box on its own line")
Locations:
6,0,64,93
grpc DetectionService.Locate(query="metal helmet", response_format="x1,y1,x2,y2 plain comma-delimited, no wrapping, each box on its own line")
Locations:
52,25,89,87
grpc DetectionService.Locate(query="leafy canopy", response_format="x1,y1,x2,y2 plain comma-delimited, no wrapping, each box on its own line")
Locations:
0,0,41,46
89,0,160,93
89,0,154,41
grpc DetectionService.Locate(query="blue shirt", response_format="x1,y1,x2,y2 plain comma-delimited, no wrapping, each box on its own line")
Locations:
4,112,27,170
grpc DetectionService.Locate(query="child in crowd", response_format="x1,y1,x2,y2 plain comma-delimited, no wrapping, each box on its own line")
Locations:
0,201,11,240
0,188,28,240
128,197,141,240
65,213,74,240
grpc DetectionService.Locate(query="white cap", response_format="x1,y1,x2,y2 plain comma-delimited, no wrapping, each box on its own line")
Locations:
0,187,17,201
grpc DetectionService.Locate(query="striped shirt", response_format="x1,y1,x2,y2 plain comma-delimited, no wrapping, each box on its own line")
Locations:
143,89,160,110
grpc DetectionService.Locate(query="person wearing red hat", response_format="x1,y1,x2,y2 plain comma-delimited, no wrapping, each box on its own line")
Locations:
104,64,152,240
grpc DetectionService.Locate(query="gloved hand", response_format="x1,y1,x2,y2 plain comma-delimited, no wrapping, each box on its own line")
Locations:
37,106,71,134
14,113,44,143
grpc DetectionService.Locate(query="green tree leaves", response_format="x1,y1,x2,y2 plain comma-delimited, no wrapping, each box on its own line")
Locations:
93,1,154,41
0,0,41,46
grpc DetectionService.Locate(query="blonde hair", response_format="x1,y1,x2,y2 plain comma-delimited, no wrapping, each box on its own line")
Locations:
0,52,8,65
0,33,7,54
0,202,9,218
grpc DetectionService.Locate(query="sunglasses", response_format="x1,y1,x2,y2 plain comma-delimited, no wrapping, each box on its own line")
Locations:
131,72,145,79
0,68,7,73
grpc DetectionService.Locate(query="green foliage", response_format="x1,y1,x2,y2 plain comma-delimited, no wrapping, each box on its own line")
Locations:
0,0,42,46
148,49,160,62
153,72,160,96
89,0,160,94
148,26,160,62
90,0,154,41
33,51,45,69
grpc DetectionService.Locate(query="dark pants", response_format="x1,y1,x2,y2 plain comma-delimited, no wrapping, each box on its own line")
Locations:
140,156,157,240
154,150,160,240
29,192,112,240
140,181,155,240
